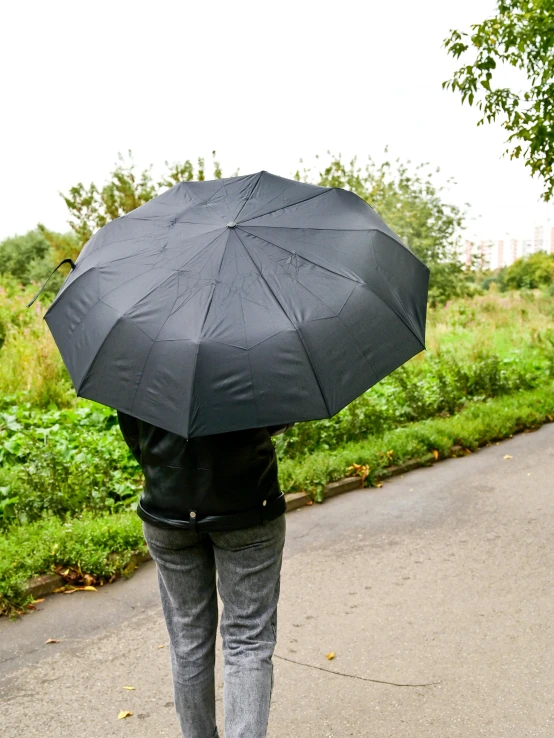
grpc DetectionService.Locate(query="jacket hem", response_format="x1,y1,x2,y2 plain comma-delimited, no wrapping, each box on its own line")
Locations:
137,491,287,532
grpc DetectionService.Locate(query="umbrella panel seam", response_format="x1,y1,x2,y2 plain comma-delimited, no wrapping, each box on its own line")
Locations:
231,171,264,223
127,271,189,415
374,266,425,347
188,229,233,433
238,186,332,225
238,293,259,427
235,230,331,417
76,270,179,394
238,227,362,288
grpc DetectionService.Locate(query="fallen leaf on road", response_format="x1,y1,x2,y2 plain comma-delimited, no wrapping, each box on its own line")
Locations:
326,652,335,660
62,585,97,594
44,638,59,644
33,598,45,603
158,644,165,648
374,482,383,488
504,455,512,460
117,711,133,720
122,686,135,690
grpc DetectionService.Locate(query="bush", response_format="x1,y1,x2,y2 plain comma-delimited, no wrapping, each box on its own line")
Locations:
504,252,554,290
0,279,74,406
0,400,143,528
273,344,553,460
277,383,554,500
0,230,53,285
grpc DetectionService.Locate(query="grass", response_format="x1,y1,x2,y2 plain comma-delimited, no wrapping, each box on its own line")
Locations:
1,383,553,618
277,382,554,498
425,289,554,356
0,511,148,618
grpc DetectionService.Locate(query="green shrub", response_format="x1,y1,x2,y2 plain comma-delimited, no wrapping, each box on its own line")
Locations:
273,344,553,460
277,383,554,500
0,400,142,527
0,230,53,286
504,252,554,290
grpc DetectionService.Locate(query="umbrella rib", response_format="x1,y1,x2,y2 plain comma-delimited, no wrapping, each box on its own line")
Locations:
245,225,380,232
239,227,361,284
62,230,223,344
239,187,332,225
240,234,382,386
235,230,331,417
75,271,178,394
83,223,168,254
98,266,171,301
374,267,425,346
238,229,357,320
127,274,189,415
243,224,429,264
187,230,232,433
232,171,264,223
238,293,259,427
244,228,426,349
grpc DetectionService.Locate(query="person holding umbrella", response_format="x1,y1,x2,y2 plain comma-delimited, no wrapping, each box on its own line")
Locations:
117,409,293,738
30,170,429,737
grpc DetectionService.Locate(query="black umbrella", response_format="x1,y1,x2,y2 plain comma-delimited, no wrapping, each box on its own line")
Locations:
30,171,429,437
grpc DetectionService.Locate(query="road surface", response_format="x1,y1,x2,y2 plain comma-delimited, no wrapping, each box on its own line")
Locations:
1,424,553,737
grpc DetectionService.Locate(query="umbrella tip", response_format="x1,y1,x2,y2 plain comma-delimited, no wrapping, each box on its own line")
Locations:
227,221,237,228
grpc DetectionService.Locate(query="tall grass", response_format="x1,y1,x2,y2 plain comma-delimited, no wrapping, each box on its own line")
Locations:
0,278,73,407
1,279,554,409
425,290,554,355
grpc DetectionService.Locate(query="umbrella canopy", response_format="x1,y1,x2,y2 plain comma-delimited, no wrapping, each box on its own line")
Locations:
41,171,429,437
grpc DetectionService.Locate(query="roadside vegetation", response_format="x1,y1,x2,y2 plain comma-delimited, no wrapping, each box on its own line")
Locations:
1,152,554,617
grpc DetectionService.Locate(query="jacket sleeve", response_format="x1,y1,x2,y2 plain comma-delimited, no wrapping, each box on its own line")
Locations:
267,422,296,437
116,410,142,465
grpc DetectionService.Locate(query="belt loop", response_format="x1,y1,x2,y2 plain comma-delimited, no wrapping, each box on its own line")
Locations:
189,510,197,532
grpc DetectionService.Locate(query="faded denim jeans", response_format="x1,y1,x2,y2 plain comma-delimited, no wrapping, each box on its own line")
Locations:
142,513,286,738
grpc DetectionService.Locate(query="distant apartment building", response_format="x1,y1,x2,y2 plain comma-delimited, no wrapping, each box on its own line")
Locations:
466,223,553,270
511,239,519,263
534,225,544,254
497,239,504,269
521,239,533,258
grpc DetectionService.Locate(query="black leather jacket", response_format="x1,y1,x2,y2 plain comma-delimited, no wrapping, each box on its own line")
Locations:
117,411,294,532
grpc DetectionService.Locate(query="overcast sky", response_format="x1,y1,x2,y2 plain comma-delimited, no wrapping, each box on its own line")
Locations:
1,0,552,245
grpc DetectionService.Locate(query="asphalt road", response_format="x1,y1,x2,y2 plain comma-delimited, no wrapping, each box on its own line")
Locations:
1,424,553,737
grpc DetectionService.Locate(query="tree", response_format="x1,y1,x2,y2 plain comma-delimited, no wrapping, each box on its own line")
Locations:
295,152,472,305
504,251,554,288
0,228,79,297
62,150,223,248
443,0,554,201
0,230,51,284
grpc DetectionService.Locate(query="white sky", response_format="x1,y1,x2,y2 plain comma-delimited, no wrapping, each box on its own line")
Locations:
1,0,552,245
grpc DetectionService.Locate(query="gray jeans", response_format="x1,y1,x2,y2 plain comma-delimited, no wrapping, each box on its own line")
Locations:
142,513,286,738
